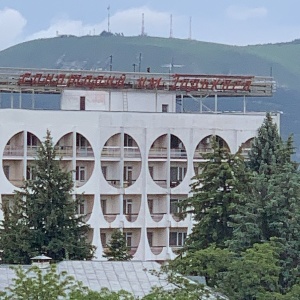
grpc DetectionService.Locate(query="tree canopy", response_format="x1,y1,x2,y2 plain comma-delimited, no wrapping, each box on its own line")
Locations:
0,130,94,264
103,229,132,261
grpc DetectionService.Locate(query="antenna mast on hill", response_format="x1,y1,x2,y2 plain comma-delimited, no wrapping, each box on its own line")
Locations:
141,13,145,36
107,5,110,32
188,16,192,40
170,14,173,38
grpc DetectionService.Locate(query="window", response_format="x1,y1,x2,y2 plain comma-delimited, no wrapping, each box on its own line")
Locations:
170,166,187,183
124,232,132,247
101,232,106,247
169,231,187,246
3,165,9,179
76,166,86,181
162,104,168,112
149,166,154,178
123,199,132,215
123,166,133,182
80,96,85,110
124,134,133,147
26,166,35,180
76,134,88,148
170,199,182,214
101,199,107,215
78,203,85,215
147,232,153,247
27,133,38,146
148,199,154,214
101,166,107,179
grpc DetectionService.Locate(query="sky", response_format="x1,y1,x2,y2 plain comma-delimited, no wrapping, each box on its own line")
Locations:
0,0,300,51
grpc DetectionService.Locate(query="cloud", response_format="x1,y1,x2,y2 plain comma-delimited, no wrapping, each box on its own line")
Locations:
0,8,26,50
26,6,185,41
226,5,267,21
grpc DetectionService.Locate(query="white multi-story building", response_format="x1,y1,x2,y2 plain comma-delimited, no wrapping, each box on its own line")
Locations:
0,68,278,260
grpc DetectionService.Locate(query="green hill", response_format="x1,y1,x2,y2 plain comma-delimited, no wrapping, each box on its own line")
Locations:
0,35,299,158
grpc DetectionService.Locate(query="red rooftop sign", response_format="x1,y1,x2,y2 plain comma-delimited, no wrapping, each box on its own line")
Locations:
17,72,254,93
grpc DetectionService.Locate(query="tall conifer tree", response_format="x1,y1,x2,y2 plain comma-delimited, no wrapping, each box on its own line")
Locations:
179,137,248,251
0,130,94,263
103,229,132,261
230,113,300,292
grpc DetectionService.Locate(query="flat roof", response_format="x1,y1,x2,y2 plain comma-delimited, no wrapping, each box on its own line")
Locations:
0,67,275,97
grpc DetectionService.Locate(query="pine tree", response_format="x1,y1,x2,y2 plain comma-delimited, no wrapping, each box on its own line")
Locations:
229,114,300,292
178,137,248,251
0,130,94,263
248,112,294,175
103,229,132,261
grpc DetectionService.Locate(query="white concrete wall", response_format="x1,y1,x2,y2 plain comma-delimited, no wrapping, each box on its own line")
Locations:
61,90,176,112
0,107,280,261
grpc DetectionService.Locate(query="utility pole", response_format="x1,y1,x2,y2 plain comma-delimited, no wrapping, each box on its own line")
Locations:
170,14,173,38
107,5,110,33
138,53,142,72
189,16,192,40
109,55,113,71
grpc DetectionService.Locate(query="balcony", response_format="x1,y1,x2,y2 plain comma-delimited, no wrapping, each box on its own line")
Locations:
240,147,251,158
150,213,165,222
76,146,94,157
153,180,167,188
76,180,87,187
101,146,121,158
27,146,40,157
170,149,187,159
148,148,167,159
106,180,121,188
128,247,138,256
194,147,213,158
103,213,118,222
55,145,73,157
3,145,24,156
124,147,141,158
125,214,138,222
150,246,164,255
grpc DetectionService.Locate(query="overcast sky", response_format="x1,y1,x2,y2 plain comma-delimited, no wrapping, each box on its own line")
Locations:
0,0,299,51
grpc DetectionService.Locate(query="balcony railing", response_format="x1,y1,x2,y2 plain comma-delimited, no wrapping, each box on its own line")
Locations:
128,246,138,255
101,146,121,157
170,180,182,188
103,213,118,222
153,180,167,188
3,145,24,156
76,146,94,157
27,146,40,157
193,147,213,158
170,149,187,159
149,148,167,158
124,147,141,158
150,213,165,222
8,179,23,187
76,180,86,187
150,246,164,255
106,180,121,188
55,145,73,157
240,147,251,158
125,213,138,222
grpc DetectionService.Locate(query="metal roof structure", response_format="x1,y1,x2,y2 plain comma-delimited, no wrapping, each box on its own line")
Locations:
0,260,228,298
0,67,275,98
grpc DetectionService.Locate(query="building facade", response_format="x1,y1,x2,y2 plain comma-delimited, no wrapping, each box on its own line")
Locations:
0,68,278,260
